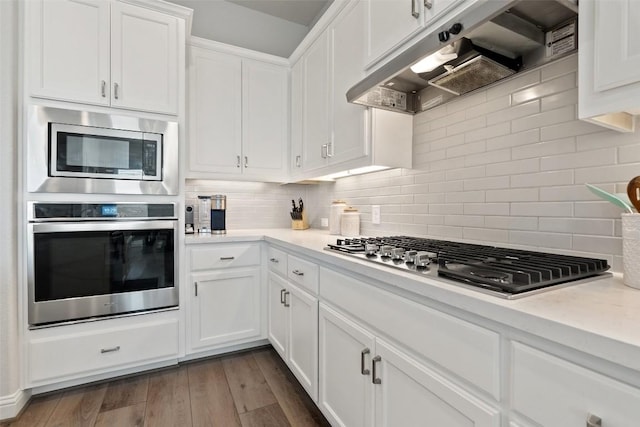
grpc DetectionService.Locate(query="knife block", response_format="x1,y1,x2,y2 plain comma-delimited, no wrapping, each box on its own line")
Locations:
292,211,309,230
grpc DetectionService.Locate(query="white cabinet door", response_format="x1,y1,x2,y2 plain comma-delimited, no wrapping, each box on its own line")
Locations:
111,2,179,114
319,304,375,427
290,59,304,175
366,0,424,67
190,267,262,351
593,0,640,92
374,339,500,427
302,32,331,172
242,59,288,179
188,47,243,176
28,0,110,105
330,0,369,166
287,283,319,401
267,272,288,359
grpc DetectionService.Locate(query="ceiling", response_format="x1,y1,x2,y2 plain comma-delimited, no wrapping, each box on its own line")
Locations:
227,0,332,27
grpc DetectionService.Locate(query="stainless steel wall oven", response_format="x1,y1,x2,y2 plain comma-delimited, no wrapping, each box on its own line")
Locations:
27,202,178,326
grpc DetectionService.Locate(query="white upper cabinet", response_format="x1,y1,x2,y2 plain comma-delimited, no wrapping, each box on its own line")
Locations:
579,0,640,132
187,42,289,181
27,0,181,115
110,2,178,114
366,0,425,67
290,59,304,176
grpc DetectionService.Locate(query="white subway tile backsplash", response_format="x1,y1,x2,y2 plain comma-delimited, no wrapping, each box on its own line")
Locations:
511,105,574,133
510,202,573,217
512,138,575,160
541,148,616,171
511,73,575,106
509,230,572,249
510,170,573,188
309,54,631,271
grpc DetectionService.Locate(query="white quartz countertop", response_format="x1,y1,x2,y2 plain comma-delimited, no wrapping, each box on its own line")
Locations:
186,229,640,372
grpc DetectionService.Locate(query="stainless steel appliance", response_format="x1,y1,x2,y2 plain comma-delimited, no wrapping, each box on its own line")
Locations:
27,106,179,195
27,202,178,326
347,0,578,114
326,236,610,299
211,194,226,234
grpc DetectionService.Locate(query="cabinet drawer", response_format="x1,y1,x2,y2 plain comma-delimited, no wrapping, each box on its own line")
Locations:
512,342,640,427
190,244,261,271
267,246,288,277
320,267,500,399
29,317,179,384
288,255,319,294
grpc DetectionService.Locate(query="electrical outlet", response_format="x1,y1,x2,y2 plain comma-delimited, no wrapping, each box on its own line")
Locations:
320,217,329,227
372,205,381,225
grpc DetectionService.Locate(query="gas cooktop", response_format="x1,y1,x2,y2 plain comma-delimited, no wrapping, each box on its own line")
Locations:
325,236,611,299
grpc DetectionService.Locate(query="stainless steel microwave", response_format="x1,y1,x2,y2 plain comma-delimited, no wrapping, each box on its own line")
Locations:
27,106,178,195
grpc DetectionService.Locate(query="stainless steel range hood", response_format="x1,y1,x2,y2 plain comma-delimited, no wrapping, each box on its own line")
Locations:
347,0,578,114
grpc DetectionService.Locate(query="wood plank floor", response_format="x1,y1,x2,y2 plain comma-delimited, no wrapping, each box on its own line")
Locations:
1,347,330,427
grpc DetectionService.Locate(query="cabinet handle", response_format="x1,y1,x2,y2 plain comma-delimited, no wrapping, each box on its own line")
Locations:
101,80,106,97
321,144,327,159
280,288,286,304
361,348,371,375
411,0,420,18
295,155,301,168
283,291,290,307
327,141,334,158
220,256,235,261
586,414,602,427
292,269,304,276
114,82,119,99
270,257,279,263
101,346,120,354
236,155,241,168
244,156,248,168
195,282,198,296
424,0,432,10
372,355,382,384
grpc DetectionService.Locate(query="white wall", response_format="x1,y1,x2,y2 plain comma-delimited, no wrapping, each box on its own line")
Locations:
310,54,639,273
172,0,308,57
0,0,21,417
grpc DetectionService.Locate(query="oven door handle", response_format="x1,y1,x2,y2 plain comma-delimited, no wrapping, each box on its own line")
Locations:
30,219,178,234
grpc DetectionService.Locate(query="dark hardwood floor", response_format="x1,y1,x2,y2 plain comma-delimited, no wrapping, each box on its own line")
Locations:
1,347,330,427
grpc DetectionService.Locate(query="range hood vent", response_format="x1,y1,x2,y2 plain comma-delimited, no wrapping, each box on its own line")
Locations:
347,0,578,114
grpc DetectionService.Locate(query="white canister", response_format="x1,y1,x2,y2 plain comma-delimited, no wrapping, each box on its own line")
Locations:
622,213,640,289
340,207,360,237
329,200,347,235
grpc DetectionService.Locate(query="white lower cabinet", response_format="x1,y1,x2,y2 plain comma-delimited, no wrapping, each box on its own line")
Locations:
187,243,264,354
511,342,640,427
268,271,318,401
28,310,179,387
319,304,500,427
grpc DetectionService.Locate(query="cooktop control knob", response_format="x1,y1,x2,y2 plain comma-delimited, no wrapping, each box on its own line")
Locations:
415,252,431,268
404,250,418,264
380,245,394,257
391,248,406,260
365,243,378,256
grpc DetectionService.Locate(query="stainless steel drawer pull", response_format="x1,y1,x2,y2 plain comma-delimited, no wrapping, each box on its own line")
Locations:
411,0,419,18
361,348,371,375
283,291,290,307
237,155,241,168
101,346,120,354
244,156,248,168
280,288,286,304
270,257,279,263
113,82,119,99
292,269,304,276
195,282,198,296
424,0,433,10
586,414,602,427
372,355,382,384
220,256,235,260
295,155,301,167
101,80,106,97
